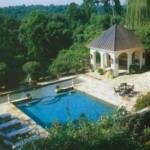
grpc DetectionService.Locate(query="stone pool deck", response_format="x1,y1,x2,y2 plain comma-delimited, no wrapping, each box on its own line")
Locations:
0,102,49,138
75,74,138,111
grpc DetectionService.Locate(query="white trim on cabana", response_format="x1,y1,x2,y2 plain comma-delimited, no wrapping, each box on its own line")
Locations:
90,47,145,76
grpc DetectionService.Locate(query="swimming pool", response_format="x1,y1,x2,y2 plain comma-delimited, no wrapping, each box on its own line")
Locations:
17,91,115,128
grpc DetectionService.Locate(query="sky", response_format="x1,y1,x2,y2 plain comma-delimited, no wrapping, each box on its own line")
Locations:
0,0,126,8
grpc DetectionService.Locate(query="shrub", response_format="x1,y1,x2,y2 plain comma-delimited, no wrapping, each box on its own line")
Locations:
144,128,150,140
22,61,41,81
129,64,140,74
97,68,104,75
135,93,150,110
143,141,150,150
49,48,89,77
105,70,114,79
0,62,8,86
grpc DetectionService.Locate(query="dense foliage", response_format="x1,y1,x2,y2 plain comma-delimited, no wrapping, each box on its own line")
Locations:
0,62,8,86
0,5,67,19
0,15,26,88
0,0,149,88
136,25,150,51
23,108,150,150
0,0,123,88
19,12,72,64
126,0,150,29
22,61,41,81
0,1,150,149
135,93,150,110
49,45,89,77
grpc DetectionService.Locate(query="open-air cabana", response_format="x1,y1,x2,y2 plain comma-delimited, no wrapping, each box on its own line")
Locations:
88,24,145,76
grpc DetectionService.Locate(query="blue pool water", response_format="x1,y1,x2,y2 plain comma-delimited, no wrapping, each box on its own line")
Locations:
17,91,115,128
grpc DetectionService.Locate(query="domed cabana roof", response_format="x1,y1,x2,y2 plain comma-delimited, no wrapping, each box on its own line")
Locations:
88,24,143,51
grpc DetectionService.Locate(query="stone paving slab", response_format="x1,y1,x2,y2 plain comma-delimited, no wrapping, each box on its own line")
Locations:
87,71,150,93
75,75,138,111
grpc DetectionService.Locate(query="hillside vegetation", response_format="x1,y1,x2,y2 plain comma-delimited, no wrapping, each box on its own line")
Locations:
0,0,149,89
0,5,67,19
0,1,150,149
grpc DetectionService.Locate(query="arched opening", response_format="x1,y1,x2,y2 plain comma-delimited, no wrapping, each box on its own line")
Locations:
132,51,140,65
96,51,101,67
118,53,128,70
103,53,111,68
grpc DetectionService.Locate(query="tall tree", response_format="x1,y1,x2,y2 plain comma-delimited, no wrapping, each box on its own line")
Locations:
104,0,112,15
65,3,79,21
113,0,122,16
0,15,26,86
81,0,96,21
126,0,150,29
19,12,72,64
0,62,8,86
0,15,23,64
65,3,86,25
95,0,112,15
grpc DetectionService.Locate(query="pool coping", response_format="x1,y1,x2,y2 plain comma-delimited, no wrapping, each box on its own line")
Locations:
76,89,117,109
74,75,137,111
75,86,122,109
11,89,117,109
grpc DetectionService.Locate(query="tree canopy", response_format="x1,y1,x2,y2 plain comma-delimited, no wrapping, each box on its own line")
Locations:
19,12,72,64
0,0,149,87
49,46,89,77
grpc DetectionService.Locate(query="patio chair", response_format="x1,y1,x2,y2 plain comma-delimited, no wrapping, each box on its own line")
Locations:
114,87,120,94
128,90,135,97
0,113,11,123
119,90,126,96
120,83,127,87
131,85,134,90
3,134,41,150
0,119,21,131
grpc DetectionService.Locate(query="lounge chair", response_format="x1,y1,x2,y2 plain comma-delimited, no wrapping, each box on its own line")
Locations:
4,134,41,149
4,126,32,140
0,119,21,131
128,90,135,97
0,113,11,123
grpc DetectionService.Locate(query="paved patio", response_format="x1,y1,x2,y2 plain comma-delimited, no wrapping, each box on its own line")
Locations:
75,74,139,111
86,71,150,92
